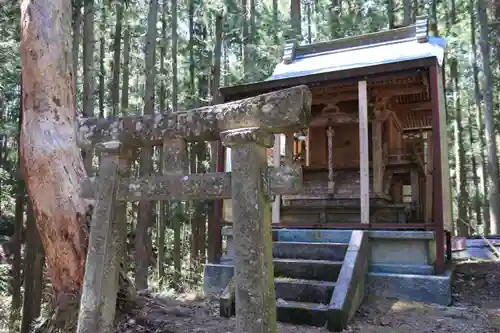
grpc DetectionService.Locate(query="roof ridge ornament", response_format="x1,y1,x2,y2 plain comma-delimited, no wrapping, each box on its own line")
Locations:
283,39,297,65
415,16,429,43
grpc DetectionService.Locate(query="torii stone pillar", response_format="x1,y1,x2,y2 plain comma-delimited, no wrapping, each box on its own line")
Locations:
220,127,277,333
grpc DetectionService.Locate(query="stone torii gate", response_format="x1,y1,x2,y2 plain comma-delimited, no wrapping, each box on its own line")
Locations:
74,85,312,333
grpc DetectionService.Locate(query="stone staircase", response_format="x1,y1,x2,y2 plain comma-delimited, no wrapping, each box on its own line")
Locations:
218,230,369,331
273,241,345,327
205,228,453,331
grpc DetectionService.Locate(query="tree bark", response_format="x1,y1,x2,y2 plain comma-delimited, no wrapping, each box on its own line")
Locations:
387,0,395,29
72,0,82,94
469,0,489,229
403,0,411,25
98,2,106,118
9,76,25,332
20,0,88,299
136,0,158,290
20,203,45,333
477,0,500,235
82,0,95,171
111,2,124,117
121,21,131,115
157,0,169,286
290,0,301,38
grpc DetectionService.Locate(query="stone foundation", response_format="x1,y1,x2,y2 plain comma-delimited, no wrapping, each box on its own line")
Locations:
204,228,453,310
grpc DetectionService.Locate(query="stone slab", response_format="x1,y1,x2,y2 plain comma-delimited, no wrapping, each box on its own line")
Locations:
274,278,335,304
276,300,329,327
368,230,435,239
273,241,348,261
366,268,453,306
275,229,353,244
327,230,370,332
370,264,435,275
273,258,343,281
370,238,431,265
203,264,234,298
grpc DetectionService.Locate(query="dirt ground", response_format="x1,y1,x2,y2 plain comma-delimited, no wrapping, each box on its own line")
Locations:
142,260,500,333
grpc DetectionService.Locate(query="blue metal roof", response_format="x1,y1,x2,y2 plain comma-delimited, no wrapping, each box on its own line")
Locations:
267,36,446,82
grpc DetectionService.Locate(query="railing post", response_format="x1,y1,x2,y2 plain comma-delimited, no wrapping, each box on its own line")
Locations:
220,127,277,333
77,141,126,333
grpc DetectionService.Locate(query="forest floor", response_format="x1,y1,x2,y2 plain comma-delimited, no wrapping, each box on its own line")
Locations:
148,260,500,333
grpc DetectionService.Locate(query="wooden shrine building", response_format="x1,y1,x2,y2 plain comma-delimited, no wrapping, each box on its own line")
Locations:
210,17,452,274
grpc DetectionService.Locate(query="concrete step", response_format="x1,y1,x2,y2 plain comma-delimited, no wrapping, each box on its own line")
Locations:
275,229,353,243
273,258,343,281
276,299,329,327
275,278,335,304
273,241,348,261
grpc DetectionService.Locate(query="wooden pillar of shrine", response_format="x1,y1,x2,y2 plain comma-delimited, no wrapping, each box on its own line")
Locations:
358,81,370,224
425,133,433,223
272,134,282,224
327,125,335,193
372,113,384,194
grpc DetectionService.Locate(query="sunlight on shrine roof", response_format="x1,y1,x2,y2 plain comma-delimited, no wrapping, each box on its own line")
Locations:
267,33,446,82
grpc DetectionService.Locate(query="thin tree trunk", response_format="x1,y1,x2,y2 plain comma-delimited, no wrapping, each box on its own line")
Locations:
477,0,500,235
121,21,131,116
207,11,223,264
136,0,158,290
9,77,24,333
387,0,395,28
157,0,168,286
98,3,106,118
307,3,312,43
72,0,82,94
82,0,95,172
20,203,44,333
171,0,181,289
469,0,486,228
272,0,278,44
403,0,411,25
111,2,124,117
242,0,250,78
290,0,301,38
449,2,469,236
468,103,482,227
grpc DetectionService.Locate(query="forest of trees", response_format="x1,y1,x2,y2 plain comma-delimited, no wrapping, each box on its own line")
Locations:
0,0,499,331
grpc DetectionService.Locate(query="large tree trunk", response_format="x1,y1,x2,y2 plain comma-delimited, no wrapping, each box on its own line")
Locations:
20,0,88,299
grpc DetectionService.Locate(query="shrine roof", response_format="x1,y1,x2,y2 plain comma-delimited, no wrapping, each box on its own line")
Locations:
220,17,446,101
267,35,446,82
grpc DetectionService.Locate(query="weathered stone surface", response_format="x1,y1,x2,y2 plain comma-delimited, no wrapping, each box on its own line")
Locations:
220,127,275,148
76,85,312,148
119,173,230,201
162,138,188,174
327,231,369,332
77,152,123,333
267,164,303,197
222,128,277,333
80,164,303,201
366,269,453,306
